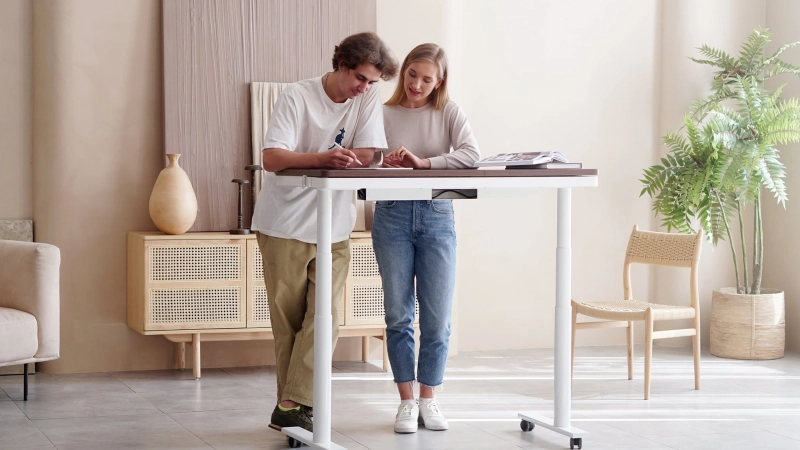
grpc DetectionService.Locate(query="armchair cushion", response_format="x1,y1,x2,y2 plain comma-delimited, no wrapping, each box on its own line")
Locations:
0,240,60,362
0,307,38,364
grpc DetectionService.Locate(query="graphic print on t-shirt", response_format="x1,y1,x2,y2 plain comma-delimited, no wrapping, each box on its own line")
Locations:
328,128,346,149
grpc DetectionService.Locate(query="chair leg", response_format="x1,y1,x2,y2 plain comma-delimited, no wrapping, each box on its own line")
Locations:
644,309,653,400
571,301,578,381
626,321,634,380
693,320,701,390
23,363,28,401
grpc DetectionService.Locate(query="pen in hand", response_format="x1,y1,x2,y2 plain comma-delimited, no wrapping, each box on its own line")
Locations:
333,142,362,166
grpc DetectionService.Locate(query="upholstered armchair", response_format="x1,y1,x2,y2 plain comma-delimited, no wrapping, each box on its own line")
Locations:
0,240,60,400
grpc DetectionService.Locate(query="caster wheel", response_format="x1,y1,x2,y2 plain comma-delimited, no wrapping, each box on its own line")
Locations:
570,437,582,449
288,437,302,448
520,420,534,432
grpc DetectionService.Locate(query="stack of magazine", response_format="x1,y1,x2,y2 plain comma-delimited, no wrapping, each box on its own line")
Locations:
473,151,581,169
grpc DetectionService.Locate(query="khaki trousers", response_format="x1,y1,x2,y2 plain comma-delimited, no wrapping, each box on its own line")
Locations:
256,233,350,407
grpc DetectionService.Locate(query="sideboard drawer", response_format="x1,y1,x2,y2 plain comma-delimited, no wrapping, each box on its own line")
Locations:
128,235,249,332
128,232,363,333
148,242,242,281
147,286,245,330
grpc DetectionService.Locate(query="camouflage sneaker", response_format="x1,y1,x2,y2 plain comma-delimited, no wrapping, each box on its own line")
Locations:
269,404,313,432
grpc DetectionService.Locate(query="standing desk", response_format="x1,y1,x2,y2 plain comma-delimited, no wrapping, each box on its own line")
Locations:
274,168,598,450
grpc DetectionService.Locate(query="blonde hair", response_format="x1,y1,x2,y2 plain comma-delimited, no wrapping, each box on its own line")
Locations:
385,43,449,110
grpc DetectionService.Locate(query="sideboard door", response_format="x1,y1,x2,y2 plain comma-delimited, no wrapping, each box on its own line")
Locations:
143,239,247,331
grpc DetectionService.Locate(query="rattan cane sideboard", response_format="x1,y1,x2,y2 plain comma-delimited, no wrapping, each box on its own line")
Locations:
127,231,396,378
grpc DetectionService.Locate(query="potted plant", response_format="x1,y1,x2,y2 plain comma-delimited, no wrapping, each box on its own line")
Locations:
640,28,800,359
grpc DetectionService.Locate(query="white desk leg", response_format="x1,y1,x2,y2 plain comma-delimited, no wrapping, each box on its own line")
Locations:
554,187,572,427
519,188,587,448
282,188,346,450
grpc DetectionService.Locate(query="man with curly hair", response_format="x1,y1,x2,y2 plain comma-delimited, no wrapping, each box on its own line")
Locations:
252,32,398,432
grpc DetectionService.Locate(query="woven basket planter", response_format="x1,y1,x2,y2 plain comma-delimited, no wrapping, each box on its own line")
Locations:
710,288,785,360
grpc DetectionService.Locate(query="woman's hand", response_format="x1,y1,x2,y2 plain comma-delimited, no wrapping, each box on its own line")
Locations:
382,148,406,168
382,146,431,169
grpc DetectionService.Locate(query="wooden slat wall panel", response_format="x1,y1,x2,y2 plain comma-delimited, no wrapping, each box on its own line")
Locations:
163,0,376,231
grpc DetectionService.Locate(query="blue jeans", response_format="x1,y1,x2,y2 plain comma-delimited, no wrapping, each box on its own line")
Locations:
371,200,457,387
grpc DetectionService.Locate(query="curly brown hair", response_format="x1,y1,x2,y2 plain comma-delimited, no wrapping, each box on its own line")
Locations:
331,32,398,81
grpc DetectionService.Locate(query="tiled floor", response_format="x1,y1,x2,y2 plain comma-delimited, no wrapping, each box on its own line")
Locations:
1,345,799,449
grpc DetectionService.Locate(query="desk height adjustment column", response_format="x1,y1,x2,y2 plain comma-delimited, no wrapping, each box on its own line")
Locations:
555,187,571,427
519,187,587,449
281,188,345,449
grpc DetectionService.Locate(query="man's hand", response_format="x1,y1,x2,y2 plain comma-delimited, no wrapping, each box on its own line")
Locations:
262,146,371,172
318,147,361,169
383,146,431,169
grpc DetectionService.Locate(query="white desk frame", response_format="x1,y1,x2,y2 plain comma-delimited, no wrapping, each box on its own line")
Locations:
274,173,598,449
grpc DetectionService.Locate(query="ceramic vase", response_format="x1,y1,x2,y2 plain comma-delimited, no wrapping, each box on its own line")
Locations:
149,154,198,235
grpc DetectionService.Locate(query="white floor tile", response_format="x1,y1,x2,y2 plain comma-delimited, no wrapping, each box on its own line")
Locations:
654,429,800,449
14,345,800,449
33,413,213,449
0,417,54,448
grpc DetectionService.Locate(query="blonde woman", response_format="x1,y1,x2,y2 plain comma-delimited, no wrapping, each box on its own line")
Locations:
372,43,480,433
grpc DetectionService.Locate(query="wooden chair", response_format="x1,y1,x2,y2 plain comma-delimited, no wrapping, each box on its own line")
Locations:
571,225,703,399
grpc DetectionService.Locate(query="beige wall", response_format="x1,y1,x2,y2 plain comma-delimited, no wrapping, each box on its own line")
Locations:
11,0,796,373
764,0,800,353
0,0,32,221
376,0,800,354
379,0,661,351
33,0,171,372
28,0,376,373
457,0,663,350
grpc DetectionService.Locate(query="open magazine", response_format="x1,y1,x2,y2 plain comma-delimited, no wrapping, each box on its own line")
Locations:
473,151,571,167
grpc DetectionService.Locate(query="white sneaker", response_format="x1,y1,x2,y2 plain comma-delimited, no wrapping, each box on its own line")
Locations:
394,400,419,433
418,397,448,430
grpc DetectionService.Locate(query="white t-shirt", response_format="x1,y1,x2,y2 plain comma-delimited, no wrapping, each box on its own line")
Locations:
252,76,387,243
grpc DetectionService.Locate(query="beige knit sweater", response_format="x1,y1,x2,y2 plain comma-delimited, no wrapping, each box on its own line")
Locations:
382,100,480,169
